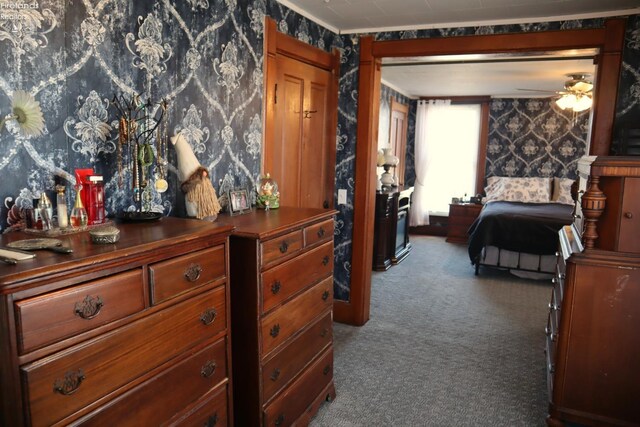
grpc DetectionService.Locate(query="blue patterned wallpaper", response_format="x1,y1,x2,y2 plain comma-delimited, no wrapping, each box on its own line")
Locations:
2,2,640,302
486,98,589,180
378,84,416,185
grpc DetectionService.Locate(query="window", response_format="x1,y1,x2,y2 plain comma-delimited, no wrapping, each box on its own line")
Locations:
411,100,484,225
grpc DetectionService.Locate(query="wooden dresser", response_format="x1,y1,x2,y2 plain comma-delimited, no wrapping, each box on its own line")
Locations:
0,218,234,426
217,208,336,426
446,203,483,244
547,156,640,426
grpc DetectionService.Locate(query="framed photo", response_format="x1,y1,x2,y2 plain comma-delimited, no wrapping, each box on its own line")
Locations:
228,188,251,216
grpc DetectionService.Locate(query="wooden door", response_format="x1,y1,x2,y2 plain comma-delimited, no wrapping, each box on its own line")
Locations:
389,98,408,185
263,18,339,210
273,56,333,208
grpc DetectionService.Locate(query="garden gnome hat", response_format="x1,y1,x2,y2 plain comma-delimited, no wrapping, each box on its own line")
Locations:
171,133,221,219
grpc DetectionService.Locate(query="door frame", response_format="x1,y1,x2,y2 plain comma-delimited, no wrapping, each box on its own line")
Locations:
345,19,626,326
263,17,340,208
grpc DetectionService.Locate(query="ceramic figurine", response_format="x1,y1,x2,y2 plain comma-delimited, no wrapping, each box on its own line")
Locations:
171,133,221,220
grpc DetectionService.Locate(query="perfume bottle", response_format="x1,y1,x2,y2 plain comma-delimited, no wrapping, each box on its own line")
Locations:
37,192,53,230
56,185,69,228
70,185,88,228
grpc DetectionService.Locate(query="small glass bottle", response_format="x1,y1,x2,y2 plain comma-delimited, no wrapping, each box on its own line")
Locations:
56,185,69,228
70,185,88,228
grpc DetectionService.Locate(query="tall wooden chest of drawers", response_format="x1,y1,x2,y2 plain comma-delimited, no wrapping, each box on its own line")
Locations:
0,218,234,426
218,208,336,426
546,225,640,426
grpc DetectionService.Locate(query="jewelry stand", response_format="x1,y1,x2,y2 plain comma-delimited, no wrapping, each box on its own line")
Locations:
111,94,168,221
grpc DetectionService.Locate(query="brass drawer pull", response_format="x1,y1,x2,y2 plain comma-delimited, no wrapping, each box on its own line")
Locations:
205,413,218,427
322,256,330,266
624,211,633,219
317,227,325,238
270,324,280,338
201,361,217,378
200,308,217,326
270,368,281,381
184,263,203,282
271,281,281,294
323,365,331,375
53,369,85,395
320,328,329,338
279,241,289,253
322,290,330,301
275,414,285,426
74,295,103,320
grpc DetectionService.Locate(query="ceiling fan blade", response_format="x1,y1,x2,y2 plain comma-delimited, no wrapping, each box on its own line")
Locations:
516,88,561,93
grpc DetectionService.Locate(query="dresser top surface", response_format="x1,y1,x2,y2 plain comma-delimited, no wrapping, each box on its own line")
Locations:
0,217,233,290
217,207,336,239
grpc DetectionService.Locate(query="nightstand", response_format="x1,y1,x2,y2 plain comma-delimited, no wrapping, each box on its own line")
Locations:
446,203,483,244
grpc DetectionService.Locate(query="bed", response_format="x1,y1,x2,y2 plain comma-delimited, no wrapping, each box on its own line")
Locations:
467,176,575,276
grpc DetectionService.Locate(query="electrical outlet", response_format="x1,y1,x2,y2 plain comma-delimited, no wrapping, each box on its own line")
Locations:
338,189,347,205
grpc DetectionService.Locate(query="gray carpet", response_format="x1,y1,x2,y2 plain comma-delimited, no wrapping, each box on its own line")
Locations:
312,235,550,426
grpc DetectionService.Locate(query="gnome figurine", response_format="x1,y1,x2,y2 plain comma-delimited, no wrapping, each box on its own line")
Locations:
171,133,221,220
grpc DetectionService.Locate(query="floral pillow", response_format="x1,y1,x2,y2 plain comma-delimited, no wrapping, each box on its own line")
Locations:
552,177,575,205
484,177,552,203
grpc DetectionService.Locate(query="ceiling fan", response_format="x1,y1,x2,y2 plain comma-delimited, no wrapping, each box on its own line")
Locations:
518,73,594,112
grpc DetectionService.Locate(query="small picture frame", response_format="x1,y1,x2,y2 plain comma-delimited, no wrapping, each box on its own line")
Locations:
228,188,251,216
451,197,461,204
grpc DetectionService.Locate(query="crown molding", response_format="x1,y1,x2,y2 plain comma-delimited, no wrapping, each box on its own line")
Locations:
275,2,639,36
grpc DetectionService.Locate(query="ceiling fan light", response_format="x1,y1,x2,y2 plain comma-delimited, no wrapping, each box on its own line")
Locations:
556,94,576,110
572,81,593,92
573,95,593,112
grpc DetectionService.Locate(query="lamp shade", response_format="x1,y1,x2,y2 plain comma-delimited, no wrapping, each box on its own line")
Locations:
572,95,593,112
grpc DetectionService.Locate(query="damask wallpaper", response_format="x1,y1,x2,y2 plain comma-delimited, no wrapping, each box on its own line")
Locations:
486,98,589,180
378,84,416,186
2,1,640,302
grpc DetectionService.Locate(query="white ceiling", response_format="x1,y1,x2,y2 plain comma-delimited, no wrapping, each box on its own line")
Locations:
277,0,630,98
381,56,596,98
278,0,640,34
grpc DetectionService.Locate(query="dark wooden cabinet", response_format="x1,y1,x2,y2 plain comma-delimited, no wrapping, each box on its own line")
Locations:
547,225,640,426
446,203,483,244
547,157,640,426
372,186,413,271
217,208,336,426
0,218,234,427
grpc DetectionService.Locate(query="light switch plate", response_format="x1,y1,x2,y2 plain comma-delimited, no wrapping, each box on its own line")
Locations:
338,189,347,205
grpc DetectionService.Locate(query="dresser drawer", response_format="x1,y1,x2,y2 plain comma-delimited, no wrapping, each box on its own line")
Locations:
304,219,334,247
261,277,332,356
172,382,228,427
262,311,332,402
15,269,144,354
448,215,475,227
260,230,303,268
261,242,333,314
74,337,228,426
22,286,227,427
150,245,226,305
263,346,333,427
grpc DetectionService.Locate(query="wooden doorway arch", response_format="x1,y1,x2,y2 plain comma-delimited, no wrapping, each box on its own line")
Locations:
341,19,626,326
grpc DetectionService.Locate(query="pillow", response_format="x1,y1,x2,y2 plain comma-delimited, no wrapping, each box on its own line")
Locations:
484,177,552,203
552,177,575,205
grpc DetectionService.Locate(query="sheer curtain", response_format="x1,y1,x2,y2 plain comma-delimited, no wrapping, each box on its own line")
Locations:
410,100,451,226
410,100,481,225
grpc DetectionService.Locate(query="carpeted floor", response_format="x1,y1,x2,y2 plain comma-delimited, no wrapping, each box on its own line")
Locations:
311,235,551,426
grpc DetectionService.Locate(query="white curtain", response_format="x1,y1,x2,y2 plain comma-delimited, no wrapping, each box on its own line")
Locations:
411,100,482,225
410,99,451,226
